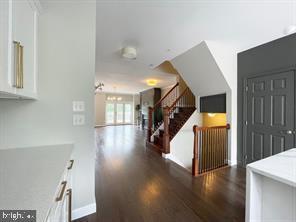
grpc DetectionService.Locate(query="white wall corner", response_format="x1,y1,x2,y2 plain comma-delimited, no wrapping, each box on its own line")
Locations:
228,159,238,166
167,110,200,170
205,41,239,165
72,203,96,220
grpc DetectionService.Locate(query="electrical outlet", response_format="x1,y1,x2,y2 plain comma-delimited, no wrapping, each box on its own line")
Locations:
73,114,85,126
73,101,85,112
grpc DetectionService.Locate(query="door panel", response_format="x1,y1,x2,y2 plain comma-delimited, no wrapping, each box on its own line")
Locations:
124,103,132,123
106,103,115,124
246,70,295,164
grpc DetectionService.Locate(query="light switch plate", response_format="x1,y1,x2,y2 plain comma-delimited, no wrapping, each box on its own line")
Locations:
73,114,85,126
73,101,85,112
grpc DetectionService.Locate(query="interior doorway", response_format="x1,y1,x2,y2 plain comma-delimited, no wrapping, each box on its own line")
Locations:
244,69,295,164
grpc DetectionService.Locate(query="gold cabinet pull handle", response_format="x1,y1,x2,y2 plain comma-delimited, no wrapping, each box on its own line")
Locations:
19,45,24,89
13,41,24,89
55,181,67,202
13,41,20,88
67,160,74,170
66,189,72,222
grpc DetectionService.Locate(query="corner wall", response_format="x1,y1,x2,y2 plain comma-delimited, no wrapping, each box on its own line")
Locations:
171,41,238,165
167,110,202,169
0,1,96,217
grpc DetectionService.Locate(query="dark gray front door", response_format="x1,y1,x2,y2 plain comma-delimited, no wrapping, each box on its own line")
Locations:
246,70,295,164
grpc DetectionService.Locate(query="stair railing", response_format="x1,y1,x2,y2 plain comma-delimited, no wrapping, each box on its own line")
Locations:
162,87,196,154
192,124,230,176
147,82,179,142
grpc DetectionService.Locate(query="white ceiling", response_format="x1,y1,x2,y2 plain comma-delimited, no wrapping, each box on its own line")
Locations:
95,0,296,94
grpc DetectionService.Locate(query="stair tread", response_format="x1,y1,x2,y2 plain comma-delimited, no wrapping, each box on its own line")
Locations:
153,107,196,145
168,107,196,140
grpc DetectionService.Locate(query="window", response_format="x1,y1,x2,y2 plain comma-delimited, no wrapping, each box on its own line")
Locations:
116,103,124,123
124,104,132,123
105,101,133,125
106,103,115,124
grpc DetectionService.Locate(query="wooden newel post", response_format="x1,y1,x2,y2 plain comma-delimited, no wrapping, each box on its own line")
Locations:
163,106,170,154
147,107,153,142
192,125,199,176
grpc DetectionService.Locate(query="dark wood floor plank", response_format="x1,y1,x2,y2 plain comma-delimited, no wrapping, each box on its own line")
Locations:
74,125,246,222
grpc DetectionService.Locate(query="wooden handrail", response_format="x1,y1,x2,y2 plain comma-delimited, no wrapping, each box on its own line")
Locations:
168,87,189,111
152,82,179,111
193,124,230,132
147,81,196,156
147,82,180,142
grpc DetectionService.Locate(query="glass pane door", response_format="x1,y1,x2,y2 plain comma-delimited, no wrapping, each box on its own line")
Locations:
124,103,132,123
106,103,115,124
116,103,123,123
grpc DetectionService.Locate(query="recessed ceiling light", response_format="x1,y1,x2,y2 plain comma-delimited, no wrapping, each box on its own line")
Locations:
122,47,137,60
208,113,216,117
146,79,157,86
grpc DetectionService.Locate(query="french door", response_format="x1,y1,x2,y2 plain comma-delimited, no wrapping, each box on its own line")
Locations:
106,102,132,125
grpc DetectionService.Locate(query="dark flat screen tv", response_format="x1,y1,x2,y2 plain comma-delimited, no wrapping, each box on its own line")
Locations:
200,93,226,113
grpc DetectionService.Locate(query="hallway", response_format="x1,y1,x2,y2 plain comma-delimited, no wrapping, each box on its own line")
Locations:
80,125,246,222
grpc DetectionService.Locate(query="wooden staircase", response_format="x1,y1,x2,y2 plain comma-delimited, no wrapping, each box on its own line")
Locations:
146,83,196,154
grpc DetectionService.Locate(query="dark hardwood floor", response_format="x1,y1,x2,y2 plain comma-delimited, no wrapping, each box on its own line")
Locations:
74,125,246,222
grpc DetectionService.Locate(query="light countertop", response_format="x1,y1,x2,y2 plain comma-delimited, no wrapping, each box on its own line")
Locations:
0,144,73,222
247,148,296,187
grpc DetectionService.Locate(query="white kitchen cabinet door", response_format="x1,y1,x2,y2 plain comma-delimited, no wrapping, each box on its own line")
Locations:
0,0,15,95
12,0,38,99
0,0,39,99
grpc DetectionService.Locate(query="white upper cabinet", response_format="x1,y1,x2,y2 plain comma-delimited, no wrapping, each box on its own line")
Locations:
0,0,39,99
0,0,12,95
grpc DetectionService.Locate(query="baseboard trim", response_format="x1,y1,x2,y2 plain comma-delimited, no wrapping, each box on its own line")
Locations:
72,203,96,220
228,159,237,166
95,125,106,127
163,153,191,172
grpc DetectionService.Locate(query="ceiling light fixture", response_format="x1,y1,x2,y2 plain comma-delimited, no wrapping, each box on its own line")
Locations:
122,46,137,60
146,79,158,86
95,82,104,91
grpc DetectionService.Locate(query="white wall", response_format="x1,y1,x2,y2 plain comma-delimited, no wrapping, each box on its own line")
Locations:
206,41,238,165
171,41,237,165
95,93,106,126
161,84,174,98
171,41,230,97
0,1,96,216
166,110,201,169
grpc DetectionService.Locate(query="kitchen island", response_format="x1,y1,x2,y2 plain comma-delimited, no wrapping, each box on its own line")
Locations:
246,148,296,222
